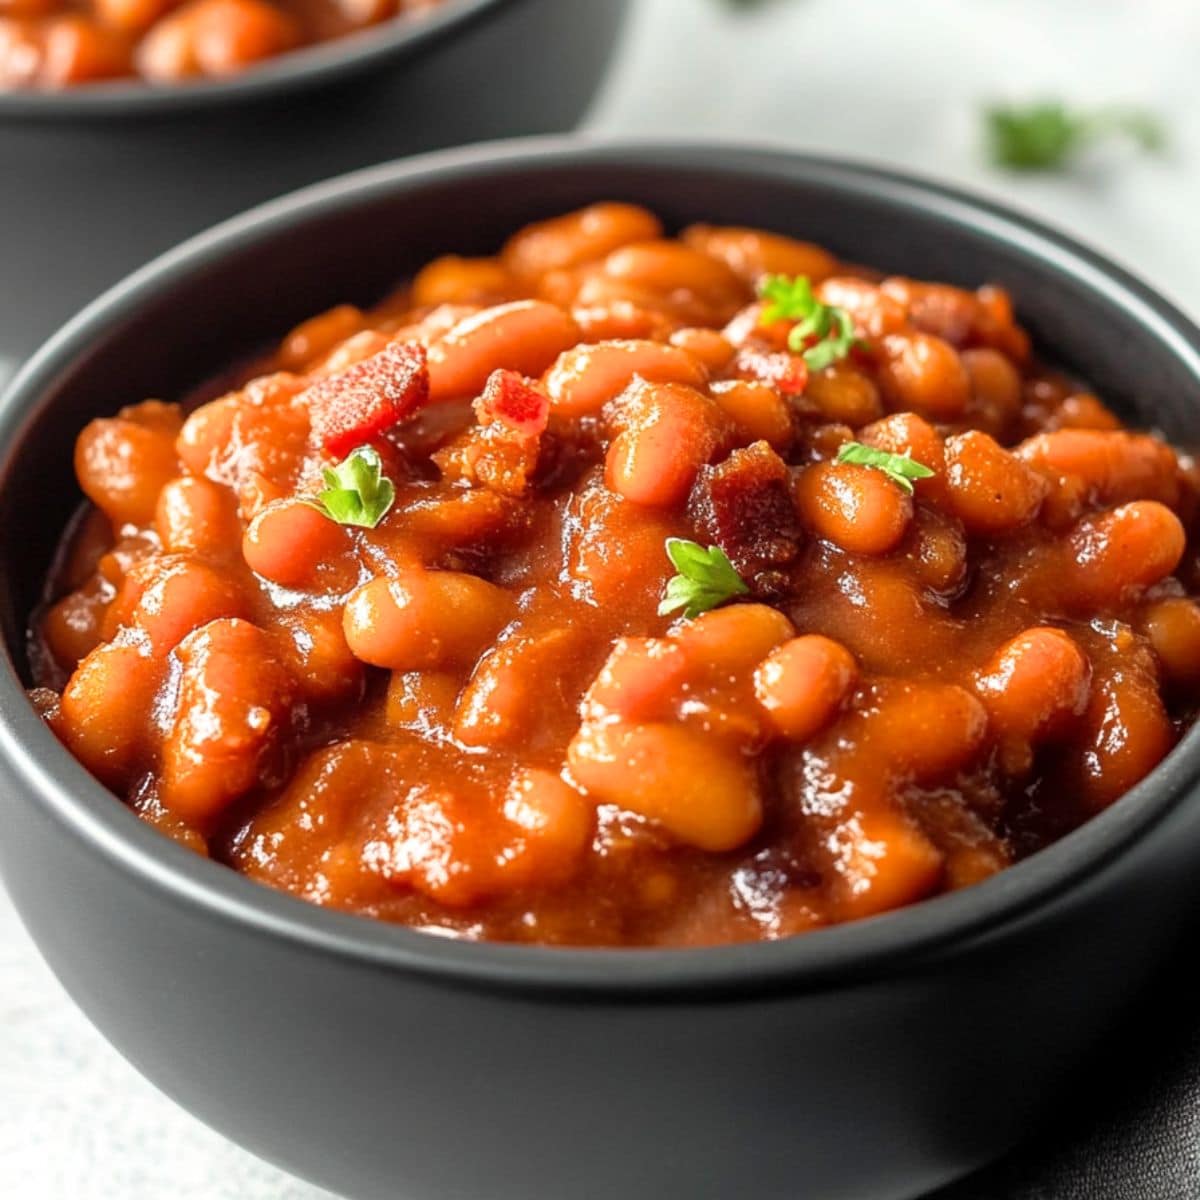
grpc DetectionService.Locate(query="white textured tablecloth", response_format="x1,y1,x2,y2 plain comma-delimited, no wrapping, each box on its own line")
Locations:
5,0,1200,1195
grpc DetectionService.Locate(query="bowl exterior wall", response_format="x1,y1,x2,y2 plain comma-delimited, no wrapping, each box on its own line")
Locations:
4,145,1200,1200
1,754,1197,1200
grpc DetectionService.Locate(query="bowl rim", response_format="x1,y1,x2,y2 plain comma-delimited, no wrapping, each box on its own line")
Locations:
0,0,516,121
4,134,1200,1000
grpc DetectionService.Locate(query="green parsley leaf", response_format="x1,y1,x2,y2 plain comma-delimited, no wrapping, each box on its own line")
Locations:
835,442,935,495
759,274,818,325
307,445,395,529
658,538,750,619
757,274,862,372
984,101,1165,171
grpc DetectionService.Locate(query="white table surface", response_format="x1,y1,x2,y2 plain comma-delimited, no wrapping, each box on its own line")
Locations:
4,0,1200,1194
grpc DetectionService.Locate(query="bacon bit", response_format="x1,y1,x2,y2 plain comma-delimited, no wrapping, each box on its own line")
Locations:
474,370,550,437
688,441,802,579
303,340,430,458
434,432,538,498
733,346,809,396
435,372,549,498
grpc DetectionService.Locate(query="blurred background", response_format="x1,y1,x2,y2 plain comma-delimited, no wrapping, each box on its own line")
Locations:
591,0,1197,315
2,0,1197,1196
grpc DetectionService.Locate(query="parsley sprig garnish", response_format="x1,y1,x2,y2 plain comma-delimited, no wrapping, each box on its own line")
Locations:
758,274,861,371
836,442,935,495
985,101,1165,171
307,445,395,529
659,538,749,619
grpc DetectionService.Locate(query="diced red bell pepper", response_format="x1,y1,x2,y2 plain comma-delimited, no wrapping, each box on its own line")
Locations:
473,369,550,437
733,346,809,396
304,340,430,458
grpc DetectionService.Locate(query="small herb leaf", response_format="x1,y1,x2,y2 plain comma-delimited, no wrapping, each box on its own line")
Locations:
836,442,935,495
984,101,1166,171
307,445,395,529
659,538,750,619
759,274,818,325
757,274,863,372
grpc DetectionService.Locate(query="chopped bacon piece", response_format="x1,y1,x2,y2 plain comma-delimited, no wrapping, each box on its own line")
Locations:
688,441,802,578
434,371,550,497
733,346,808,396
474,369,550,437
303,340,430,458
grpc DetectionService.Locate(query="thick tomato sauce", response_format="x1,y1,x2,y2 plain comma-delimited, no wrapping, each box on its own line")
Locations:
28,203,1200,946
0,0,442,89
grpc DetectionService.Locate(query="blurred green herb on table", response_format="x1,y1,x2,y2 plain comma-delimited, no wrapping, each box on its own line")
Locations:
985,101,1165,171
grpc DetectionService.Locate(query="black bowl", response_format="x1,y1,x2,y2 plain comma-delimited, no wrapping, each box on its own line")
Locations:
3,140,1200,1200
0,0,629,383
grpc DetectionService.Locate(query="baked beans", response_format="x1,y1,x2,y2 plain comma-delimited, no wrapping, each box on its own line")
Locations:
28,203,1200,946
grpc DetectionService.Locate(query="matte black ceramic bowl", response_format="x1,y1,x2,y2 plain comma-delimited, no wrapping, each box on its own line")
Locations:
3,139,1200,1200
0,0,628,384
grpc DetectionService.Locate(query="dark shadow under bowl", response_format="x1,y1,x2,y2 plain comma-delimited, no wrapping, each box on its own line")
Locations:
0,0,630,381
2,140,1200,1200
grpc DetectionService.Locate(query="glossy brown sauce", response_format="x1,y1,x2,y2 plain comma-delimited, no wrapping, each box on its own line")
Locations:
28,203,1200,946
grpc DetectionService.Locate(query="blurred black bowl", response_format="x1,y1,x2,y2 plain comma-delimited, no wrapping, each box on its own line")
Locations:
0,0,629,381
3,140,1200,1200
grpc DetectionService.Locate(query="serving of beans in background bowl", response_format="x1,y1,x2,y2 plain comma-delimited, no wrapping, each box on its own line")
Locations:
0,0,630,383
0,0,447,89
4,140,1200,1200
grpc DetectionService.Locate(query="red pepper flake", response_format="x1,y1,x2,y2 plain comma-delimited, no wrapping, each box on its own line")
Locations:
303,340,430,458
474,369,550,437
733,346,809,396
